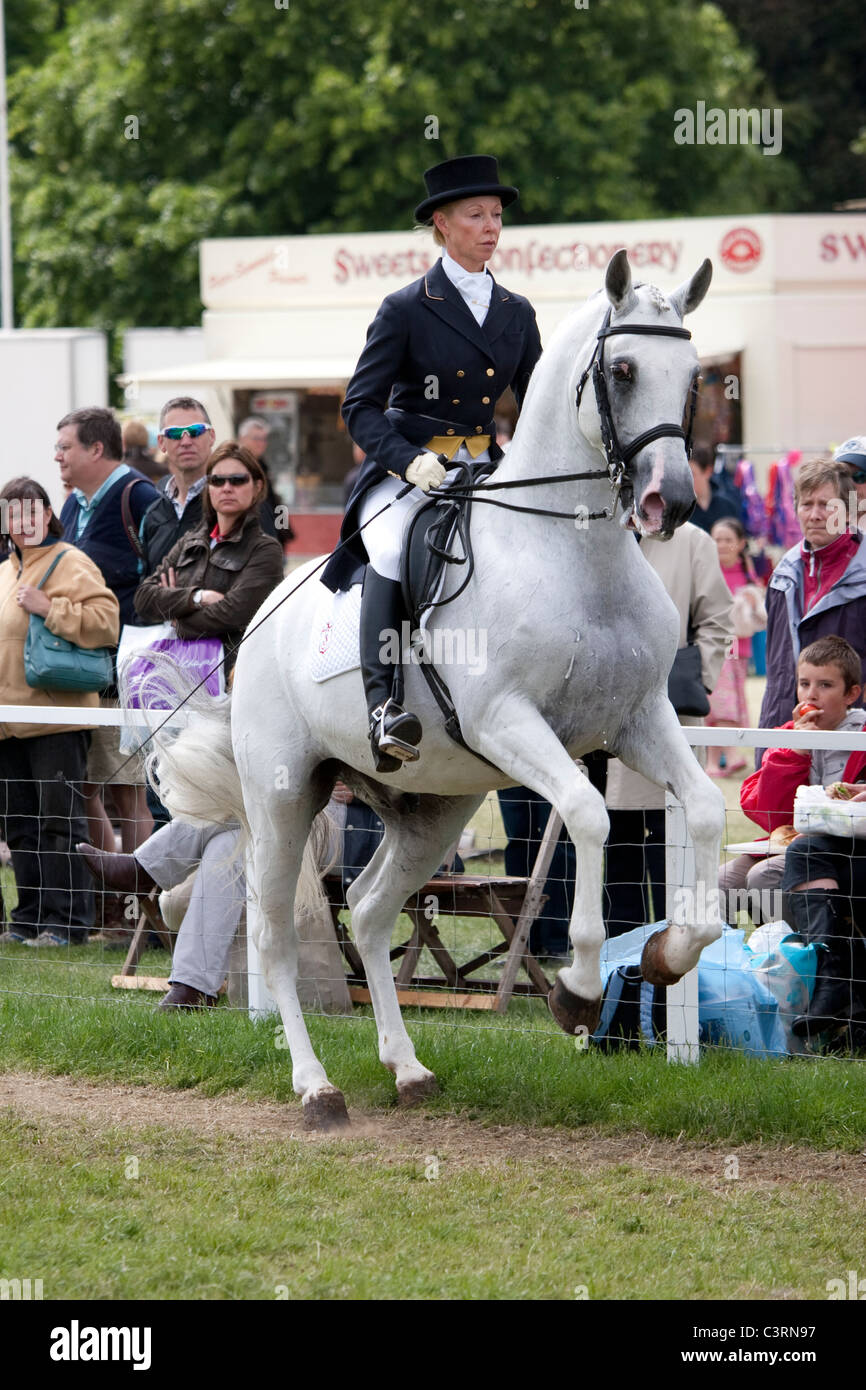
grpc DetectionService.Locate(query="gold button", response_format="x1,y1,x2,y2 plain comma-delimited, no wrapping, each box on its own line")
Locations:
475,426,483,434
482,396,490,404
452,398,460,405
486,368,494,377
446,428,455,436
457,370,465,378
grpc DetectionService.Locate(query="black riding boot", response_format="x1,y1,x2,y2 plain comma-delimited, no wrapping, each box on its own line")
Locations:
789,890,865,1040
360,568,422,774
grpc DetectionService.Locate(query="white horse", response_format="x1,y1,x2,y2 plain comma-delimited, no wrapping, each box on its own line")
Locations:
155,250,725,1128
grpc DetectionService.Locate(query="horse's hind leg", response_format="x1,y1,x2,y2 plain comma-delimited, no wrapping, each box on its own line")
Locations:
248,792,350,1130
348,794,483,1103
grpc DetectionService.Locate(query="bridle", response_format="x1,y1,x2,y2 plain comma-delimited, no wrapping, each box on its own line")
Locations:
574,303,700,517
113,295,703,772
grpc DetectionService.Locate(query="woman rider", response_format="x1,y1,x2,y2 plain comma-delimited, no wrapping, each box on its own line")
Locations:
321,155,542,772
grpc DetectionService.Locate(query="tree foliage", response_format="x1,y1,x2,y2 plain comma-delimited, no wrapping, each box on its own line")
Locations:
8,0,799,336
716,0,866,211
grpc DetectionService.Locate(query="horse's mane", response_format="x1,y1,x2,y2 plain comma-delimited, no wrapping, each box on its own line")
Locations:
507,279,684,465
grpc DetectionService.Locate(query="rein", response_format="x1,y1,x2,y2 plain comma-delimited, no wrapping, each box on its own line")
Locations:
438,303,700,525
412,303,701,622
116,302,701,765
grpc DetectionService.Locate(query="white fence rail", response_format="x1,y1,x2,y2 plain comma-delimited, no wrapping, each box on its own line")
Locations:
3,706,866,1061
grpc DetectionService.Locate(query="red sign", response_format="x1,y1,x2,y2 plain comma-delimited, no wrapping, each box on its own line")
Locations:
719,226,762,273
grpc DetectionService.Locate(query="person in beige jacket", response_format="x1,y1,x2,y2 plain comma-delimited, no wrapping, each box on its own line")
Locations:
0,478,119,945
603,520,734,935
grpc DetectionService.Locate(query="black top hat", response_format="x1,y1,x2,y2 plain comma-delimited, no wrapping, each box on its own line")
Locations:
414,155,519,224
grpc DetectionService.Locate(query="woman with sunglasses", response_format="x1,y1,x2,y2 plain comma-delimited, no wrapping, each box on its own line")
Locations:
133,442,284,671
78,443,286,1007
320,155,542,772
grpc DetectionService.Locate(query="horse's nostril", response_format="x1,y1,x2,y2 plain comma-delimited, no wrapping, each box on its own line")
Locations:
639,491,665,530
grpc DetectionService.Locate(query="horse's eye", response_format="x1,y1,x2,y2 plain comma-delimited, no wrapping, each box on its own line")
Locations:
611,361,632,383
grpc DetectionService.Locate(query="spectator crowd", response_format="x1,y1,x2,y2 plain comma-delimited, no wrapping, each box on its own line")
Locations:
0,399,293,961
1,401,865,1050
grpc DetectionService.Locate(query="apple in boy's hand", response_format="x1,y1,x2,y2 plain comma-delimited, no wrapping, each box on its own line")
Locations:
792,700,821,730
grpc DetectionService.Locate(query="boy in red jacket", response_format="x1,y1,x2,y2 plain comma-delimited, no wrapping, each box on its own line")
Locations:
721,635,866,1043
719,635,866,927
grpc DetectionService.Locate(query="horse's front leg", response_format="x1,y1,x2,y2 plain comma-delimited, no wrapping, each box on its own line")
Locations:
613,695,726,985
470,707,610,1036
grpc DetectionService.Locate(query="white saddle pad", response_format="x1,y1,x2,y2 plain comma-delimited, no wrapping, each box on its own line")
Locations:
309,583,362,683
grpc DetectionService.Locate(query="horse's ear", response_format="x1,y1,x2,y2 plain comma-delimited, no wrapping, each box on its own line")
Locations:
669,259,713,319
605,249,638,316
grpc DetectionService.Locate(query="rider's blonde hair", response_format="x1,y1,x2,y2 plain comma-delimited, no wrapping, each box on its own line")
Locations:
414,202,456,246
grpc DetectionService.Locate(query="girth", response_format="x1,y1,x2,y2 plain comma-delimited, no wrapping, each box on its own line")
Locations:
400,460,498,762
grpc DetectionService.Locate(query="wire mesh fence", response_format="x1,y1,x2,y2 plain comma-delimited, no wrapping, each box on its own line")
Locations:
1,704,865,1061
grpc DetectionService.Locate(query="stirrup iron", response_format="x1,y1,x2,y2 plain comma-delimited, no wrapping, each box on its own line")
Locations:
370,697,421,763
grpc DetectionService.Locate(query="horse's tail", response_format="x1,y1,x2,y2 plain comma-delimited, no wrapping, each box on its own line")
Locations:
134,658,245,833
125,653,331,921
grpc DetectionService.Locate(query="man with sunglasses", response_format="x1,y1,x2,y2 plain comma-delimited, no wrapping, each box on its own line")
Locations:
140,397,215,574
834,437,866,506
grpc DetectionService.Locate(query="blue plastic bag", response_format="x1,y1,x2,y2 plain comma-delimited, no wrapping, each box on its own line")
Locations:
595,923,817,1057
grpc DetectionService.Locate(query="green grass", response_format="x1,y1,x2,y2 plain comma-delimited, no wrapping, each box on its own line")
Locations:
1,677,862,1158
1,941,865,1149
0,1110,860,1300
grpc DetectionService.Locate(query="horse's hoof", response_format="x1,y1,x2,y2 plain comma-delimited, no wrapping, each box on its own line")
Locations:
640,928,682,987
547,976,601,1037
302,1088,350,1132
397,1074,439,1107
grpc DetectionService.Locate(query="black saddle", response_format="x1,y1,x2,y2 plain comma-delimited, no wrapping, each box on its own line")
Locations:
398,460,497,759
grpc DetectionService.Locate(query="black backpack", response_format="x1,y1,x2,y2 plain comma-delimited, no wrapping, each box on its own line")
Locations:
592,964,667,1051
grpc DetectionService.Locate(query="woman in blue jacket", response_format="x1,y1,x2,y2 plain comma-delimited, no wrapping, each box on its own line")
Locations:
321,155,542,772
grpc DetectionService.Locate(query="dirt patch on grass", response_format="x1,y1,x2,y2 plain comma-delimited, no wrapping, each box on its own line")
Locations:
2,1069,865,1193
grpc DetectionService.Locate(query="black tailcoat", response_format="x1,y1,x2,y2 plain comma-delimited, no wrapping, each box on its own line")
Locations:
321,259,542,592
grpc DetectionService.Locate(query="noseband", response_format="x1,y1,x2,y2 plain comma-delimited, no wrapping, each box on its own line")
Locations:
575,304,700,513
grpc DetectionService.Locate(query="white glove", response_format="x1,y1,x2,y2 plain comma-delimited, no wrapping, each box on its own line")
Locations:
405,453,447,493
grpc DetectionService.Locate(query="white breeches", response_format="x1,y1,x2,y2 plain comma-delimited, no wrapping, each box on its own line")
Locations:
359,446,490,581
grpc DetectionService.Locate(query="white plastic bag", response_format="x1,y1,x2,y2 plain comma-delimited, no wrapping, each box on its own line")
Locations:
794,783,866,839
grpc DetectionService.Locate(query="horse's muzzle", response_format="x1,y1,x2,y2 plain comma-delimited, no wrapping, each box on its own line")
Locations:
660,491,696,537
635,462,696,538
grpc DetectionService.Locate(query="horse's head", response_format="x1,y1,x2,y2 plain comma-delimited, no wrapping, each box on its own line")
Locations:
577,249,712,539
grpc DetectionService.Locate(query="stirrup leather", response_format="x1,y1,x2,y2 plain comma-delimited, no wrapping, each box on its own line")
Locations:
370,697,421,763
